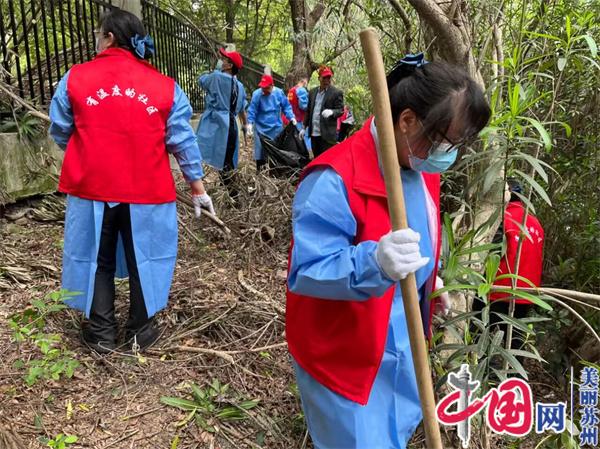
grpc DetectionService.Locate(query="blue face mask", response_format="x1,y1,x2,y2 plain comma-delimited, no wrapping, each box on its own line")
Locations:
407,141,458,173
216,59,224,70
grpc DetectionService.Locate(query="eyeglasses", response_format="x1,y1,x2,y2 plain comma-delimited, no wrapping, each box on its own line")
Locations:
419,120,466,153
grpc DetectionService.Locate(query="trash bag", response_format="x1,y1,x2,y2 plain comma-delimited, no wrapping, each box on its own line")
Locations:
259,123,310,178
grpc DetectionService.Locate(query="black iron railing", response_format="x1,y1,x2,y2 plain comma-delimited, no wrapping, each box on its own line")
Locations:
1,0,284,113
0,0,116,107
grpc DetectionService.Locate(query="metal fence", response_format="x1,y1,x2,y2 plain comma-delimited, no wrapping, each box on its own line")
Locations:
1,0,117,107
1,0,284,112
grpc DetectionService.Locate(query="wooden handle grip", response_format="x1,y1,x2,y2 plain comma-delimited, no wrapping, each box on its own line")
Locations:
359,28,443,449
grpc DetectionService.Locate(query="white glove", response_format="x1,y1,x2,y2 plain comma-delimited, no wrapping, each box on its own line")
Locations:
291,118,298,126
376,229,429,281
192,193,215,218
434,276,451,316
298,128,306,139
321,109,334,119
245,124,253,138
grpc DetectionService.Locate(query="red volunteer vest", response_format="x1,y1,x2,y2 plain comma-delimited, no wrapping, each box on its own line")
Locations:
490,201,544,303
286,118,441,405
59,48,176,204
282,86,305,125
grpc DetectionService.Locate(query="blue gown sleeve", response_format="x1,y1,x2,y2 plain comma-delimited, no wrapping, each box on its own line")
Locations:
166,83,204,182
297,87,309,111
48,70,73,150
288,168,394,300
247,90,259,124
280,90,295,122
198,71,213,90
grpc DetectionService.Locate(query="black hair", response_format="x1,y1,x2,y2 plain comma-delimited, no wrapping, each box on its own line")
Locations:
226,57,239,76
99,10,153,60
507,177,523,202
387,60,490,142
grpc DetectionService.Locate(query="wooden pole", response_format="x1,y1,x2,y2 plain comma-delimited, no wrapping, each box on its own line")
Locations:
359,28,443,449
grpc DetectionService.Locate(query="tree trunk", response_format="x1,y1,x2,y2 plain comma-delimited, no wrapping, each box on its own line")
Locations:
285,0,325,88
225,0,236,44
404,0,484,86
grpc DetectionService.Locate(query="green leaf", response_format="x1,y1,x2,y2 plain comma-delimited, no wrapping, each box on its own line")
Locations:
513,170,552,206
565,16,571,41
491,288,552,310
189,383,205,402
520,117,552,151
160,396,200,411
513,151,549,183
477,283,491,298
582,35,598,58
492,312,536,335
64,435,78,444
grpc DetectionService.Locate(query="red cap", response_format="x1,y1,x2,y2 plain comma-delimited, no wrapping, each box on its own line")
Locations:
219,48,243,70
259,74,274,88
319,66,333,78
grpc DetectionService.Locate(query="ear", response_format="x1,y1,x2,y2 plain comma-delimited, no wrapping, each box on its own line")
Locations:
397,109,418,135
106,32,116,48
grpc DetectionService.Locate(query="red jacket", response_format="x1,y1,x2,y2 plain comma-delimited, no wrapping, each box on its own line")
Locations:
59,48,176,204
490,201,544,303
286,118,441,405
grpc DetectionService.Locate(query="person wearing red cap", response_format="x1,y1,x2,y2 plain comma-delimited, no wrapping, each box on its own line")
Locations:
196,48,249,199
301,66,344,157
246,74,296,170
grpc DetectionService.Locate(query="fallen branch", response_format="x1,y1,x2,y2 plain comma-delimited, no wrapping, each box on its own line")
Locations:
490,286,600,303
100,429,140,449
238,269,286,316
161,341,286,357
0,81,50,122
176,190,232,234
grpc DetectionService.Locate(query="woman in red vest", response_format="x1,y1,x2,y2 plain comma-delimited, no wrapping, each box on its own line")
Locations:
49,10,214,353
472,179,545,350
286,54,491,448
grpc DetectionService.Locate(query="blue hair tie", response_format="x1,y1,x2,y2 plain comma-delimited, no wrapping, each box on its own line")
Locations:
386,52,429,87
399,52,428,68
131,34,155,59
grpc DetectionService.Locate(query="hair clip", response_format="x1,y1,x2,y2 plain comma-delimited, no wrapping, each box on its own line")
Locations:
386,52,428,87
131,34,155,59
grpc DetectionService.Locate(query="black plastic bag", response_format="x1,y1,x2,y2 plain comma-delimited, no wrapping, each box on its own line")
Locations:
259,123,310,178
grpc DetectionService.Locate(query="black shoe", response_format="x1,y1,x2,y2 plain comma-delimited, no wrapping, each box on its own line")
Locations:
80,323,117,354
125,321,160,353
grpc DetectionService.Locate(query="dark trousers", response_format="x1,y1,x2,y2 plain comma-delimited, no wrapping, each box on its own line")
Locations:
470,297,531,350
311,136,335,158
220,116,239,199
88,203,150,342
256,159,267,172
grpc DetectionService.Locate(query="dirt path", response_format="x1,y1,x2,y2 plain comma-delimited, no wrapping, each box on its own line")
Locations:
0,158,307,448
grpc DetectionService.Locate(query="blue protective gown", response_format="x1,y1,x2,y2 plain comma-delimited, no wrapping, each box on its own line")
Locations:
246,87,294,160
49,70,203,318
295,86,309,113
288,127,436,448
196,70,247,170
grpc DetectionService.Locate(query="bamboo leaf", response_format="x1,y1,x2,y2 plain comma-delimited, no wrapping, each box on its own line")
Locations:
491,288,552,310
514,169,552,205
520,117,552,150
493,312,536,334
582,35,598,58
